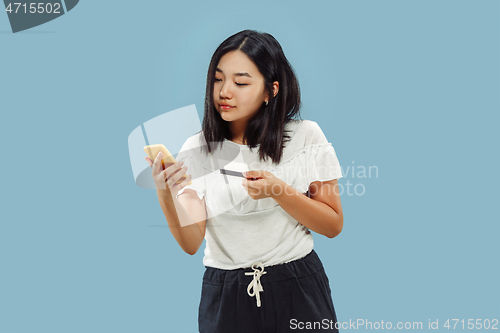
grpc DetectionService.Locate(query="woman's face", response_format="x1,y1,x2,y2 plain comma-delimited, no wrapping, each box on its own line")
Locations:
213,50,268,126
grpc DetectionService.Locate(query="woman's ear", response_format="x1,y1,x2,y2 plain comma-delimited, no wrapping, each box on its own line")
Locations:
272,81,279,97
265,81,279,101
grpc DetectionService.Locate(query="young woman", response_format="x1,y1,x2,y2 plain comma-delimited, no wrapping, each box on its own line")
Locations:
145,29,344,333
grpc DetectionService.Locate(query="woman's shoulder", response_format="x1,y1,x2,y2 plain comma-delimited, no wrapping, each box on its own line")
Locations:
177,131,209,162
286,119,321,133
179,131,206,150
286,119,325,144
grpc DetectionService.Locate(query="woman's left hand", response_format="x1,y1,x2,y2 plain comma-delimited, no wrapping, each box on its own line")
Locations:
241,170,285,200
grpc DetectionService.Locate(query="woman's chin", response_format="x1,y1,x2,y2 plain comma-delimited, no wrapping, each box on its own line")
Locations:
220,113,236,122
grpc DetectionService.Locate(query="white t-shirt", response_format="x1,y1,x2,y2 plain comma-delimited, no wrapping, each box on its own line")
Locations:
175,119,343,270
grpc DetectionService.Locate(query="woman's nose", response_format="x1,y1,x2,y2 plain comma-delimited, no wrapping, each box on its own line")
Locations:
219,82,232,99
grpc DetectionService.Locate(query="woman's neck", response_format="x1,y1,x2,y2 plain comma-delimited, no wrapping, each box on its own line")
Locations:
228,121,247,145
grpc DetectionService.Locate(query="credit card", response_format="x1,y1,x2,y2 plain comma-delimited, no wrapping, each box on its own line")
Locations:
220,169,258,180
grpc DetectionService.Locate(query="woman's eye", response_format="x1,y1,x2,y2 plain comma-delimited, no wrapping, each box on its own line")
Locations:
214,78,246,86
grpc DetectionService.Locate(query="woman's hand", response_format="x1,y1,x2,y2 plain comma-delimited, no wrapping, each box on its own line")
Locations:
241,170,286,200
145,151,192,196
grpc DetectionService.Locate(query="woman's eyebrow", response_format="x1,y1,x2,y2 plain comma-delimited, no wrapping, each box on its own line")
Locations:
216,67,252,78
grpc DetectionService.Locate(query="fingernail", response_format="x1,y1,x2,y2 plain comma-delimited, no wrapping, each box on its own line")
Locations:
158,151,163,156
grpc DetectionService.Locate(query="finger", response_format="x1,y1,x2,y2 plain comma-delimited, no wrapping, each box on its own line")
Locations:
244,174,261,181
173,174,192,191
152,151,164,174
167,166,188,188
244,179,257,189
161,164,185,183
145,156,153,168
158,161,186,186
164,161,184,178
175,172,190,185
245,170,262,178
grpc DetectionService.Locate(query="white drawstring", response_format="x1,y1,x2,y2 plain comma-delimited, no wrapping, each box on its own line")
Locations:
245,262,267,307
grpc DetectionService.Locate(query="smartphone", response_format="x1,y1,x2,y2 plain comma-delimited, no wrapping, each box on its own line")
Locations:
143,144,192,185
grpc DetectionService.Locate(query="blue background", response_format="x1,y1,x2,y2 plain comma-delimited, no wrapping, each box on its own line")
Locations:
1,1,499,332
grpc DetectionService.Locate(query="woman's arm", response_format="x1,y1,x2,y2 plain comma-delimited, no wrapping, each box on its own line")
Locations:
156,188,206,255
271,179,343,238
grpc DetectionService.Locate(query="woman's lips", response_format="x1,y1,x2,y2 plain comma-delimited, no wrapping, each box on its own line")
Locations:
220,105,234,110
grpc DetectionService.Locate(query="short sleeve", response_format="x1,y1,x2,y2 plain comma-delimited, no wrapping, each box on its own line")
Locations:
175,135,207,201
304,120,329,146
303,121,343,184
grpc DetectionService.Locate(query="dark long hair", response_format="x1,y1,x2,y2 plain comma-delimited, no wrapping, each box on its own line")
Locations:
200,29,302,165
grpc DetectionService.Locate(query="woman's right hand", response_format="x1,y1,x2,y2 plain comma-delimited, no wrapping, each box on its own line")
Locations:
145,151,192,196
